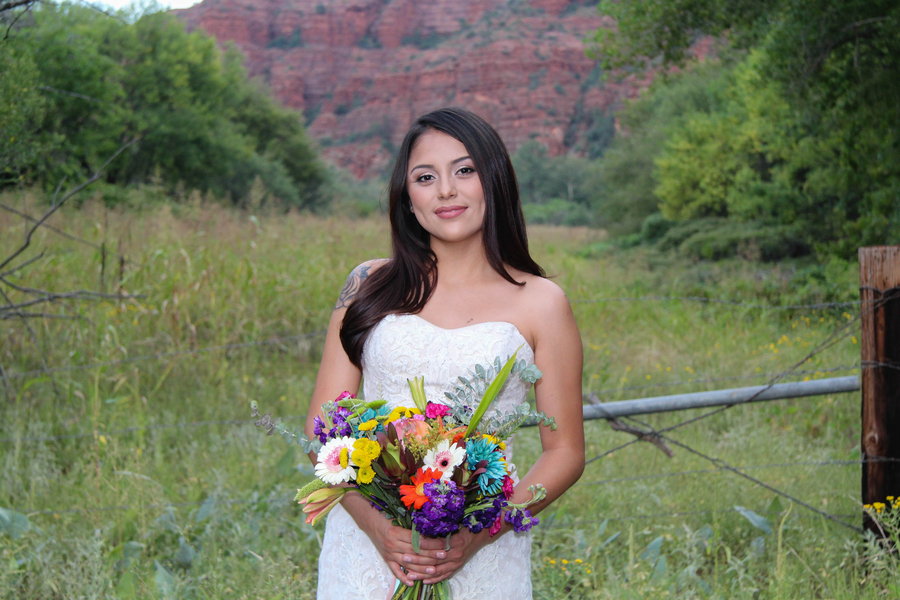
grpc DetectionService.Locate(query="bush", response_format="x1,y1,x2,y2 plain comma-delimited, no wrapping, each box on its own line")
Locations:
656,218,727,252
523,198,594,226
640,212,675,243
677,222,811,262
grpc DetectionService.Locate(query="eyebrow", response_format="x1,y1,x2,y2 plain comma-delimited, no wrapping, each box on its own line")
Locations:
409,156,472,173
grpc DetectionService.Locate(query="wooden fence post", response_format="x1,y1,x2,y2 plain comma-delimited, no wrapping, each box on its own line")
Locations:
860,246,900,536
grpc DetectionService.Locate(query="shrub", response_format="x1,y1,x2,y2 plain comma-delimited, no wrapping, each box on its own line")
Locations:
640,212,675,243
677,222,811,262
523,198,594,226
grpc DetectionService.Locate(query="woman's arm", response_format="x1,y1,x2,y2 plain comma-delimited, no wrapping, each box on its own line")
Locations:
412,280,586,585
304,261,447,587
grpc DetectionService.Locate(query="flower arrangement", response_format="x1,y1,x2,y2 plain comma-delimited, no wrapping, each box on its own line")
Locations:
251,349,556,600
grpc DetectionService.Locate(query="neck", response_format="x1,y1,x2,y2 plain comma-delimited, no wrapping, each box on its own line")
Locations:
430,235,495,286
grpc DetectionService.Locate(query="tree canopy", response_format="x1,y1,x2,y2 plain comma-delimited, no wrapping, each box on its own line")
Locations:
1,2,325,210
591,0,900,258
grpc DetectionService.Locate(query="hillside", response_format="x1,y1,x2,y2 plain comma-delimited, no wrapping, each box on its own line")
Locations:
175,0,655,178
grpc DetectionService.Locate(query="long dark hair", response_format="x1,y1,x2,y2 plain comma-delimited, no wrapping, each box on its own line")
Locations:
340,107,545,368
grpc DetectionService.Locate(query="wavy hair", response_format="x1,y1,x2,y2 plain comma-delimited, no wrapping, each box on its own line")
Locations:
340,107,544,368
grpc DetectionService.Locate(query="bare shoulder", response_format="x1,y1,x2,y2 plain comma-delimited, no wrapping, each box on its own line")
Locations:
510,271,571,314
334,258,390,310
505,270,578,347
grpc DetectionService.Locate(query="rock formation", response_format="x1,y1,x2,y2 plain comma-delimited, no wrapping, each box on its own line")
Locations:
176,0,656,178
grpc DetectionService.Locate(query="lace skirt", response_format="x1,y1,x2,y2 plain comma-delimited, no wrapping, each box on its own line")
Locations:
316,503,533,600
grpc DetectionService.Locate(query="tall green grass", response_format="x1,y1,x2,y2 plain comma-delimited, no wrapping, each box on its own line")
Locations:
0,190,891,599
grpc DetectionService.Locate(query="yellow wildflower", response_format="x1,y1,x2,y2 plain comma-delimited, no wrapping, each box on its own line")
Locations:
357,464,376,485
387,406,421,423
339,447,349,469
483,434,506,451
351,438,381,466
358,419,378,432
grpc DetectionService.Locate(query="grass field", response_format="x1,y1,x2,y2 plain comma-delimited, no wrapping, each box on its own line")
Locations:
1,190,897,599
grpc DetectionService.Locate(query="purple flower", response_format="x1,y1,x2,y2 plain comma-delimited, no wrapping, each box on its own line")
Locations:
412,481,465,537
313,407,353,444
465,497,505,534
312,416,329,444
504,507,539,533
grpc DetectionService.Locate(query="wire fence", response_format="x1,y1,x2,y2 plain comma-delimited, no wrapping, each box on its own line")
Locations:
1,234,884,538
570,295,862,310
21,457,887,523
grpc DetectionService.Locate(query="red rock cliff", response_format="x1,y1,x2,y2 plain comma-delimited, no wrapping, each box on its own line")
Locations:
176,0,651,178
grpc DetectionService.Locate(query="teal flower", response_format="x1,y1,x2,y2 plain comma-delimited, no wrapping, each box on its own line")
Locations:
352,405,390,435
466,437,506,495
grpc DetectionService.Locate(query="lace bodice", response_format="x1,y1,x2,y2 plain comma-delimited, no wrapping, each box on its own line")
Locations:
362,314,534,456
316,313,535,600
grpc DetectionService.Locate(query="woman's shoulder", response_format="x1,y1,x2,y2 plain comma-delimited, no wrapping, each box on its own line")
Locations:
504,269,576,340
335,258,390,310
352,258,391,276
508,269,570,309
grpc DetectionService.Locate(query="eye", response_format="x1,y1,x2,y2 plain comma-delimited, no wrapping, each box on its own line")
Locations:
456,166,476,176
415,173,435,183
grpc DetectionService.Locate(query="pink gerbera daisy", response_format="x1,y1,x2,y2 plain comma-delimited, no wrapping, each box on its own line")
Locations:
423,440,465,481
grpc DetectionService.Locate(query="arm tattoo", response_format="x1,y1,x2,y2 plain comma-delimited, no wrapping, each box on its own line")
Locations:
334,265,371,310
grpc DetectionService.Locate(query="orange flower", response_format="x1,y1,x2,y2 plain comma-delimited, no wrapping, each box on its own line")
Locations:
399,467,443,509
397,417,432,443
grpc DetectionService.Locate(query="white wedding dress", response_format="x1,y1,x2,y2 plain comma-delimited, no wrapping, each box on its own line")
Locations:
316,313,535,599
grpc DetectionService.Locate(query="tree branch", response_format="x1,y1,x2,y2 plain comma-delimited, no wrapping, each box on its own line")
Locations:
0,0,37,14
0,138,138,274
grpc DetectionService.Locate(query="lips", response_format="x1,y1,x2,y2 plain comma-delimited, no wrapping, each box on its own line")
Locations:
435,206,467,219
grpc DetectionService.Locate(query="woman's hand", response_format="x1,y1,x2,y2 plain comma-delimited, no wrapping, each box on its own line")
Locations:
341,492,447,587
410,527,496,585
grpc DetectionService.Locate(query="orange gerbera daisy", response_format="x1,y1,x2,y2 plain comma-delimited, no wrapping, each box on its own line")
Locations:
399,467,443,509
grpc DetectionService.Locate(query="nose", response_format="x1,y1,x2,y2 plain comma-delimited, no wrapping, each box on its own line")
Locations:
437,177,456,200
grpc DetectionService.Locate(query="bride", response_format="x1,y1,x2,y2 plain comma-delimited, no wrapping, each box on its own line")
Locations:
305,107,585,599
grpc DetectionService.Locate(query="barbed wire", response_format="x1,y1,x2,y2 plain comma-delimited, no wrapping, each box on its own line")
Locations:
571,295,861,311
0,418,257,444
22,499,858,526
583,291,885,466
578,457,900,487
4,330,327,380
560,508,858,527
589,364,859,397
25,497,257,517
0,363,857,444
655,432,863,532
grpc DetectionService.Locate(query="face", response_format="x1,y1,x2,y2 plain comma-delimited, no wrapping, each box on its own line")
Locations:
406,129,486,246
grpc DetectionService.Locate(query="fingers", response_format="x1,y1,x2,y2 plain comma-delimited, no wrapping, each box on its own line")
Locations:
417,537,447,551
388,561,415,587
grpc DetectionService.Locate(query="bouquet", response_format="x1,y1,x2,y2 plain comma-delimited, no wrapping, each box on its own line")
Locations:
251,348,556,600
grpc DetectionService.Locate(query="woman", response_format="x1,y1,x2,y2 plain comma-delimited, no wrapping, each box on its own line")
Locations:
306,107,585,599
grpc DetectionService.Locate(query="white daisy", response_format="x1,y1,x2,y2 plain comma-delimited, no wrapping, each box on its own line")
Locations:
423,440,466,481
315,436,357,485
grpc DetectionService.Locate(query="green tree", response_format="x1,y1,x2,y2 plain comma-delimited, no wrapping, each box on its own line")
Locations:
10,3,324,209
593,63,729,234
0,46,46,184
592,0,900,256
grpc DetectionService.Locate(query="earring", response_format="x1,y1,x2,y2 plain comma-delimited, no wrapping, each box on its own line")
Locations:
410,205,415,213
